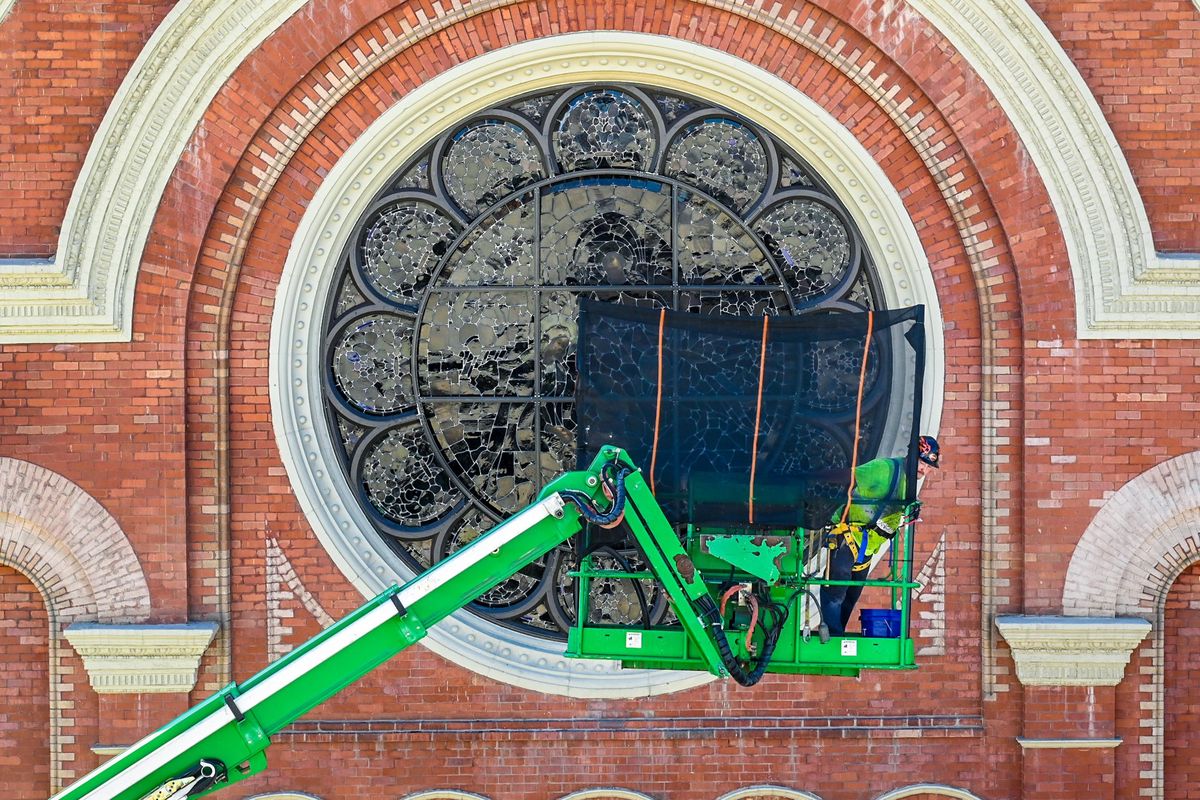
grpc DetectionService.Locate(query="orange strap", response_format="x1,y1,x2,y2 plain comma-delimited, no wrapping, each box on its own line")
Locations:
748,315,770,524
839,311,874,526
648,308,667,495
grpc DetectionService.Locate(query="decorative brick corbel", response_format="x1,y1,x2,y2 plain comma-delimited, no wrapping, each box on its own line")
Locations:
64,622,219,694
996,615,1150,686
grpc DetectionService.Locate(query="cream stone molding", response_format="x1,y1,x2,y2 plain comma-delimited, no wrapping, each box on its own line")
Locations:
717,788,822,800
63,622,218,694
995,615,1150,686
873,786,985,800
0,0,15,25
0,0,308,342
272,31,942,698
1016,737,1122,749
557,792,656,800
909,0,1200,338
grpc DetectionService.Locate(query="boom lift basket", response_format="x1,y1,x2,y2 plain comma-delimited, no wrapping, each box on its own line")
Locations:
569,300,927,677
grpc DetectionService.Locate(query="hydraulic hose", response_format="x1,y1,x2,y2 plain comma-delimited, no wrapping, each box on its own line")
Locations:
559,466,632,527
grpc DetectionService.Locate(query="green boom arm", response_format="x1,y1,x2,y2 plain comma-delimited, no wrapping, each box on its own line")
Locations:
52,447,724,800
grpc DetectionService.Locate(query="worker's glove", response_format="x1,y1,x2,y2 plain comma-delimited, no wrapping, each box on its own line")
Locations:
821,525,838,549
873,519,897,540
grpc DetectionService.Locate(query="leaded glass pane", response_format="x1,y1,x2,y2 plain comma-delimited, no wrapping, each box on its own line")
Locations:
331,314,416,414
552,89,657,172
361,426,460,528
417,291,535,398
675,190,772,285
440,194,535,286
359,200,458,304
754,198,855,306
441,120,544,216
664,118,769,212
540,179,672,286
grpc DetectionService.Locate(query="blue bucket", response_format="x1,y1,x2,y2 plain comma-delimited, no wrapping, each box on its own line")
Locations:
860,608,902,638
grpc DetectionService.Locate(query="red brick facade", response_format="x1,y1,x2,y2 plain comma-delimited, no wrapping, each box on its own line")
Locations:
1,1,1198,799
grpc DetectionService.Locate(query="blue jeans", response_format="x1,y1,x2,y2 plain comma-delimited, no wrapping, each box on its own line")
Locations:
820,538,867,636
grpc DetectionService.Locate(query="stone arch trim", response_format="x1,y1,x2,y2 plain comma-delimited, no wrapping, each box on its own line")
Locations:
1,0,1192,342
557,791,657,800
872,785,987,800
0,0,308,342
0,457,151,623
907,0,1200,338
243,794,325,800
1063,450,1200,618
716,787,823,800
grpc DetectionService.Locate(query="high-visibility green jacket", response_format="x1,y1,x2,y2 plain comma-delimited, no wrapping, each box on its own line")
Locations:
831,457,909,560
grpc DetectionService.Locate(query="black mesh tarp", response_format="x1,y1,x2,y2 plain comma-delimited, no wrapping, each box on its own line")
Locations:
575,300,926,529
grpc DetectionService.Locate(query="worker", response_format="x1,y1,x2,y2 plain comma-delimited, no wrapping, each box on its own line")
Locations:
819,435,941,638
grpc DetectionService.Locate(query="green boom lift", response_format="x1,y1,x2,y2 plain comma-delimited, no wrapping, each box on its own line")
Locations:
51,446,919,800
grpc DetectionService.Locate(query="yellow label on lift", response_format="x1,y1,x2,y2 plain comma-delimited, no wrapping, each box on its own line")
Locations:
626,632,643,649
840,640,857,657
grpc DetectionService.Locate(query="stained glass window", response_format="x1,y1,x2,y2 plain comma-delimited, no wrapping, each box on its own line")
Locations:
322,85,882,638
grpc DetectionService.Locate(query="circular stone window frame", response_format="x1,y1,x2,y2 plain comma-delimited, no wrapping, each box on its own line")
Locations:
271,31,944,698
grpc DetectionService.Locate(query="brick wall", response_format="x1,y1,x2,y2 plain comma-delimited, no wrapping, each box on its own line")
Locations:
1166,561,1200,798
0,565,51,800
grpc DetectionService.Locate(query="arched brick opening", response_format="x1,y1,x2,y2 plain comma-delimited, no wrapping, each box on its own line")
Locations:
1164,562,1200,798
172,0,1020,701
0,564,51,800
0,457,151,790
1064,450,1200,799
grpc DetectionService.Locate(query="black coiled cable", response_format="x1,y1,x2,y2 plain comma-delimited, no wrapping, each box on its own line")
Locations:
559,465,632,527
708,593,788,687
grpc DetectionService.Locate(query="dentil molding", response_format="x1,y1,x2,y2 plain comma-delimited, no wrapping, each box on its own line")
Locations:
64,622,218,694
996,615,1150,686
908,0,1200,338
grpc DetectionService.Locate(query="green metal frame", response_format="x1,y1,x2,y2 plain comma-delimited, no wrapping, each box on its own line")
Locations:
567,497,920,677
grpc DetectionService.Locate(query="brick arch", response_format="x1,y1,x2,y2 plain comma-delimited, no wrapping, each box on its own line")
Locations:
1063,450,1200,618
184,0,1020,698
0,457,151,624
398,793,489,800
1062,449,1200,798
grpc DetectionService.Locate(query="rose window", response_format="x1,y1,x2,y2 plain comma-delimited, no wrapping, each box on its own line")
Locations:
322,85,884,639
